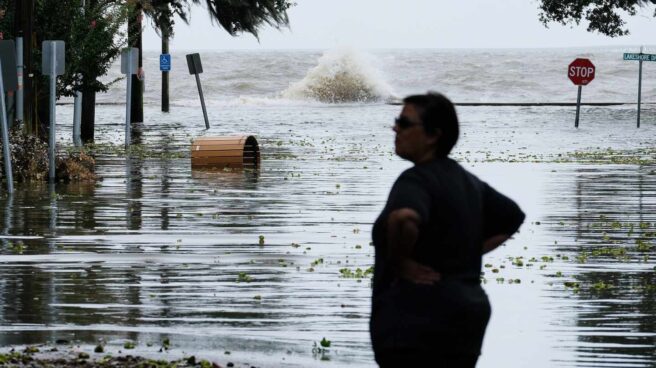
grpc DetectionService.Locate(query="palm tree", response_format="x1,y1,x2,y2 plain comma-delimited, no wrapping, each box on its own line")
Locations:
190,0,291,38
126,0,293,131
128,0,293,132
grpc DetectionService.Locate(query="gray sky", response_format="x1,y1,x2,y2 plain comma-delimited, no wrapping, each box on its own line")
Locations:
143,0,656,51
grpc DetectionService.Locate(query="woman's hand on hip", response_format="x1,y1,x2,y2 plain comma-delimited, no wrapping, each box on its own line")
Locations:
398,259,441,285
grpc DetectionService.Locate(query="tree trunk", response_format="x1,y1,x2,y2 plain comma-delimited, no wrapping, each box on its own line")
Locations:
80,87,95,143
22,0,36,136
161,32,169,113
12,0,22,128
37,83,48,140
128,4,143,129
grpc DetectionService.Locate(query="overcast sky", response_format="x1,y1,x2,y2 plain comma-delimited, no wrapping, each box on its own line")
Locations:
142,0,656,51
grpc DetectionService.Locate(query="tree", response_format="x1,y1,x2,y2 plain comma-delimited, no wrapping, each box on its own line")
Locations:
34,0,126,141
190,0,292,38
124,0,293,133
4,0,294,143
539,0,656,37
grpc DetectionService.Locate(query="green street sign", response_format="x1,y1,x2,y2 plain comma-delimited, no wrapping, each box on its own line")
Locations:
623,53,656,61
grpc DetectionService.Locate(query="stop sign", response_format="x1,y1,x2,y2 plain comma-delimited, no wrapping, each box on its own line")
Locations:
568,58,595,86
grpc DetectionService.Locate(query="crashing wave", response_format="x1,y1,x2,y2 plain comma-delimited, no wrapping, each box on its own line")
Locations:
283,48,393,103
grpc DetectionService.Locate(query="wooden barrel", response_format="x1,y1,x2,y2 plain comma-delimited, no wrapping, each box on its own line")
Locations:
191,135,260,170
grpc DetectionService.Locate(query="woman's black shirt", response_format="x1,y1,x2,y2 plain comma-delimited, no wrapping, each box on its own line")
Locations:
370,157,525,356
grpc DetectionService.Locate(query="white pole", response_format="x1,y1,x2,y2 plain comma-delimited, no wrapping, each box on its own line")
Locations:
49,44,57,181
0,59,14,193
125,49,132,148
637,46,644,129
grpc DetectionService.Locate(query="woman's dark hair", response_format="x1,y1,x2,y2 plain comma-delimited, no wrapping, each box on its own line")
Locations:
403,92,459,157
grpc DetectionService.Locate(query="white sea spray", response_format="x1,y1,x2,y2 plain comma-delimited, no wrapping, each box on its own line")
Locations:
282,47,394,103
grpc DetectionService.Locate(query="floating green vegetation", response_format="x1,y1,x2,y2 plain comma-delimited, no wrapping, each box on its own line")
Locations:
635,239,653,252
85,142,188,160
258,235,265,246
23,346,39,354
312,337,332,358
8,241,25,254
590,247,628,259
161,338,171,351
592,281,613,291
575,252,589,264
123,341,135,349
339,266,373,279
564,281,581,292
567,147,656,165
310,258,324,267
236,272,253,283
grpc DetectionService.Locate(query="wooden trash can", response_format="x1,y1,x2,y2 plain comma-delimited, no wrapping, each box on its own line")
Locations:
191,135,260,170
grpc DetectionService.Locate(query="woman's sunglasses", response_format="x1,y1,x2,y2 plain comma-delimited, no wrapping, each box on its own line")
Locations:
394,117,422,130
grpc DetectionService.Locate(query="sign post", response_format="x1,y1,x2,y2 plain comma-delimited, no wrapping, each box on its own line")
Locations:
568,58,596,128
160,52,170,113
42,40,65,182
623,47,656,128
121,48,139,148
0,41,18,193
186,53,210,129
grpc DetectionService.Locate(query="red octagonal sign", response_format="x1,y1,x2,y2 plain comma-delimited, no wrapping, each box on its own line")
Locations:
568,58,595,86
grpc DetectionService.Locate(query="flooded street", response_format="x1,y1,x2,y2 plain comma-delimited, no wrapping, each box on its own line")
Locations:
0,101,654,367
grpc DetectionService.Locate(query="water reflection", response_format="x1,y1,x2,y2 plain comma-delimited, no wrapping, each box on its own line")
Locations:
545,165,656,367
126,156,144,231
191,168,260,190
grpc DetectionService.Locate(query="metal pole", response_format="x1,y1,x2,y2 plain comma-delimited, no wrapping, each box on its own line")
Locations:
48,44,56,182
637,59,643,129
575,85,582,128
162,35,169,113
125,49,132,148
16,36,23,125
195,73,210,129
0,59,14,193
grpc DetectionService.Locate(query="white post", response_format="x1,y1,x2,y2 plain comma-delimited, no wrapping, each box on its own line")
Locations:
637,46,644,129
125,49,132,148
49,43,57,182
0,59,14,193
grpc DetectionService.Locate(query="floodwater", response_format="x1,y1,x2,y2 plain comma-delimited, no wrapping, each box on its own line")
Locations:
0,48,655,367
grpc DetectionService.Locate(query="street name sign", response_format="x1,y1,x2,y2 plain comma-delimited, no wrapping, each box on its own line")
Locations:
623,53,656,62
624,50,653,128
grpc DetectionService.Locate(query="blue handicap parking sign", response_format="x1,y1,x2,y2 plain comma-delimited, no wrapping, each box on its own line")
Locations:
160,54,171,71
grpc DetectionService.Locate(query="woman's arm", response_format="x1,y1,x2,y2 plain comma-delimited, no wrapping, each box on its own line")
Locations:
482,234,511,254
387,208,441,285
